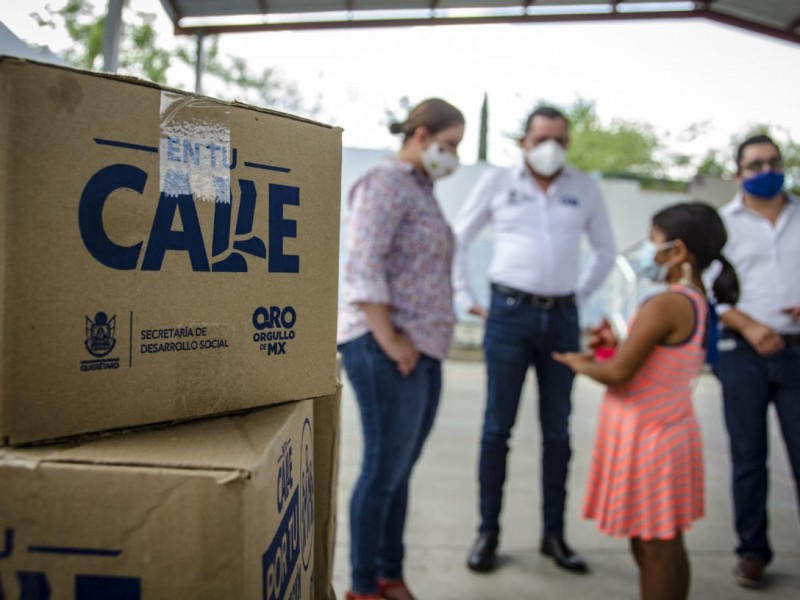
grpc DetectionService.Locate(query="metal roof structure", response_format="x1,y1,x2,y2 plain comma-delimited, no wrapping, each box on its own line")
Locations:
157,1,800,46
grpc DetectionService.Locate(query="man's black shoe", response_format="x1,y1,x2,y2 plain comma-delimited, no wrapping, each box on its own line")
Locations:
540,535,589,574
467,533,498,573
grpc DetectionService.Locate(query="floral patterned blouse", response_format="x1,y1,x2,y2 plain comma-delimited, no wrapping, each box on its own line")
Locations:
337,158,456,360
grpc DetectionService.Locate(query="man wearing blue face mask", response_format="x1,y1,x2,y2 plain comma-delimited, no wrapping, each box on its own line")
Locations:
715,134,800,588
453,105,615,576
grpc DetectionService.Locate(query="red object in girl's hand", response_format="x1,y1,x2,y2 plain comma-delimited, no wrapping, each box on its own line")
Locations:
589,318,618,361
594,346,616,361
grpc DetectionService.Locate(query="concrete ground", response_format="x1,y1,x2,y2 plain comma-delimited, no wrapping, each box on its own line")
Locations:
332,359,800,599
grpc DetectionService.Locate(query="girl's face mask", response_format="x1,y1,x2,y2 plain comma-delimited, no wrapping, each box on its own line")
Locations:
633,239,676,283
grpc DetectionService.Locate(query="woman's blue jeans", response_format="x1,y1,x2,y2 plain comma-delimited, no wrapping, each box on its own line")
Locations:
338,333,442,595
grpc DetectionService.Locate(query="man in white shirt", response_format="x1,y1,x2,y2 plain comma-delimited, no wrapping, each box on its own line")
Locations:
715,134,800,588
454,106,615,574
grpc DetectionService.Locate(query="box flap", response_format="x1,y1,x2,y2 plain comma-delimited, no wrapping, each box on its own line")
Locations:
0,54,342,130
0,401,303,473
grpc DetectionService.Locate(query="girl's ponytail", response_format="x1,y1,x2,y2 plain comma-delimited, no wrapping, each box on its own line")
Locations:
711,255,740,306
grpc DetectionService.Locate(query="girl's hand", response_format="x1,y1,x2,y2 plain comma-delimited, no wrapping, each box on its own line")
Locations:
552,350,595,374
588,318,617,351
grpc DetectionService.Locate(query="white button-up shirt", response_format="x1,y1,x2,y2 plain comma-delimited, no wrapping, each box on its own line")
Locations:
718,192,800,334
452,162,616,310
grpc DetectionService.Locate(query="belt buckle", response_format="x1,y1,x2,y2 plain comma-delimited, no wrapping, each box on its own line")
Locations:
530,295,554,310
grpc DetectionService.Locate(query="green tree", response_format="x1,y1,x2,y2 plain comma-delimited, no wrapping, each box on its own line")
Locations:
693,149,728,178
173,40,311,115
778,139,799,194
31,0,314,115
478,92,488,162
382,96,413,132
32,0,170,82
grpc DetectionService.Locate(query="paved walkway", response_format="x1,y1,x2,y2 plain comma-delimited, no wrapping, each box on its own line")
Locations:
332,359,800,599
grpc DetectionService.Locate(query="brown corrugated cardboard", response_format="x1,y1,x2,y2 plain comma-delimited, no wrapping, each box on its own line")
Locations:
0,57,342,444
0,399,314,598
314,385,342,600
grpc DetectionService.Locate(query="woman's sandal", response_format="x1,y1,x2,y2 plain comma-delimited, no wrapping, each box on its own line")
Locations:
345,591,382,600
378,579,416,600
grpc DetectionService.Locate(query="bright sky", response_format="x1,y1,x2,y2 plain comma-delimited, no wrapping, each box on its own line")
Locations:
3,0,800,169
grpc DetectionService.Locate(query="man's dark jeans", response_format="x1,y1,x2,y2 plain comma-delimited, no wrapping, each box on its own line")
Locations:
478,288,580,538
715,330,800,564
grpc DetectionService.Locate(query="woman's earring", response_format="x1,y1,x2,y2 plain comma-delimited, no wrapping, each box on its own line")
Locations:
679,262,692,285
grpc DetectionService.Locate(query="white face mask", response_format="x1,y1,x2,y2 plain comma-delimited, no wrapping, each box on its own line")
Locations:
632,240,676,283
421,142,459,180
525,139,566,177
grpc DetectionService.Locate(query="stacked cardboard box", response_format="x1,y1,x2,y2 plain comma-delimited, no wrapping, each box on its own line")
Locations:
0,57,342,599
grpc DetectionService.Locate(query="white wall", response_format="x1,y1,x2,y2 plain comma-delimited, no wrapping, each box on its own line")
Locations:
598,179,688,253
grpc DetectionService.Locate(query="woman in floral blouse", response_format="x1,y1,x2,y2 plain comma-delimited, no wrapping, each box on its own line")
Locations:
338,98,465,600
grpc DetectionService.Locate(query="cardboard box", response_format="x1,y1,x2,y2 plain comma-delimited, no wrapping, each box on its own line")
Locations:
0,57,342,444
0,399,314,598
313,385,342,600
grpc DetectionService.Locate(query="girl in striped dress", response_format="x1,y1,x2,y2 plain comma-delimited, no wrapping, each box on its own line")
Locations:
554,202,740,600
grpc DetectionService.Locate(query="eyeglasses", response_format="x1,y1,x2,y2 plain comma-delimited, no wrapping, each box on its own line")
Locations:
741,157,783,172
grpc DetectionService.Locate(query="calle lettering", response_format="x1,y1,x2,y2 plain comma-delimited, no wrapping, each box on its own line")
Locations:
78,164,300,273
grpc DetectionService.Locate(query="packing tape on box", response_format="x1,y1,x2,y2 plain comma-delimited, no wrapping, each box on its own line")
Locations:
159,91,232,204
0,452,42,470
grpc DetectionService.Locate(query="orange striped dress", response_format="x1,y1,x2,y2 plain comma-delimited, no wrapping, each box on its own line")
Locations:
583,285,706,540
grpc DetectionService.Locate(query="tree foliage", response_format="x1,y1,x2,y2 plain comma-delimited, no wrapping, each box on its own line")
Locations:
382,96,413,133
173,41,311,115
478,92,488,162
32,0,170,82
693,149,728,178
31,0,315,115
769,132,799,194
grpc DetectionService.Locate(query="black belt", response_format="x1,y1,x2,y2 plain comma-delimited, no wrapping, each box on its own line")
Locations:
723,329,800,347
491,283,575,310
782,333,800,346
